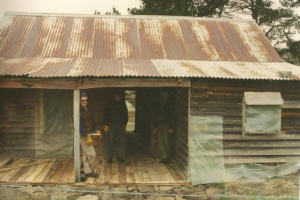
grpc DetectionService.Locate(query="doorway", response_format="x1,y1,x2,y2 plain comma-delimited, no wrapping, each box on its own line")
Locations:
79,87,189,184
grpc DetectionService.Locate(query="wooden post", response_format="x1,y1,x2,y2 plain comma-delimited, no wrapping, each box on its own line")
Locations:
242,98,246,139
39,90,44,135
187,87,191,183
73,90,81,182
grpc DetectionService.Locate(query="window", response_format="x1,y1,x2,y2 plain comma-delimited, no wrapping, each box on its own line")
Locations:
242,92,284,138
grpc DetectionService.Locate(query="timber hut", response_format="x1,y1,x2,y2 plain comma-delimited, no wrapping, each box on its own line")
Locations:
0,12,300,185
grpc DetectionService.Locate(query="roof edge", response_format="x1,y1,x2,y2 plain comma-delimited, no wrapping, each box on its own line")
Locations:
4,11,256,22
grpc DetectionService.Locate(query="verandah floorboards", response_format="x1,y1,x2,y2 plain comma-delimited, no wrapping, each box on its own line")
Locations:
59,159,74,183
96,159,104,183
41,160,61,183
16,162,40,183
1,159,28,182
0,157,187,185
50,159,69,183
25,161,49,182
132,160,144,183
67,160,75,184
8,159,34,182
110,162,119,184
103,163,111,184
118,162,127,184
34,159,56,183
125,160,136,183
145,160,160,182
0,158,12,168
0,159,24,181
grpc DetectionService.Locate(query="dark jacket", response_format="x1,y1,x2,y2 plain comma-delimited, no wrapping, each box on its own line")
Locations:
155,102,175,128
80,106,98,136
104,98,128,126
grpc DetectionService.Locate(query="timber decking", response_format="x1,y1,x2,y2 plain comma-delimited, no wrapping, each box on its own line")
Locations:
0,156,187,186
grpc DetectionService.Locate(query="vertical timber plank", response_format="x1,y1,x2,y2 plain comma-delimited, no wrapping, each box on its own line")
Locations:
39,90,44,135
74,89,81,182
187,87,191,182
242,98,246,139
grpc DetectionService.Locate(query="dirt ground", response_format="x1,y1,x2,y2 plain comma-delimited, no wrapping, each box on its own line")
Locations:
0,179,298,200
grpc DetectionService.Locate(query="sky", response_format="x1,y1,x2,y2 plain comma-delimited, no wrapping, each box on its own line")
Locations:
0,0,141,17
0,0,299,39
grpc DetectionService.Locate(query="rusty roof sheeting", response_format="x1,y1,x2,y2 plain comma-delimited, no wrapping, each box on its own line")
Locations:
0,58,299,80
0,13,283,62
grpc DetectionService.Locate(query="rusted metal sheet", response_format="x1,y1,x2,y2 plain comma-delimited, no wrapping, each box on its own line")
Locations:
0,12,283,62
0,58,299,80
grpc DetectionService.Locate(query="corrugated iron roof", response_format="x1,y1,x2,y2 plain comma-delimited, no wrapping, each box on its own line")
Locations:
0,58,299,80
0,12,282,62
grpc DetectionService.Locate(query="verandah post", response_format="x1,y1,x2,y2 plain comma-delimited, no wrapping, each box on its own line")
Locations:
74,89,81,182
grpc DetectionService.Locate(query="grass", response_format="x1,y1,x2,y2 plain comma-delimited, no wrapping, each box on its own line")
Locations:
210,182,226,191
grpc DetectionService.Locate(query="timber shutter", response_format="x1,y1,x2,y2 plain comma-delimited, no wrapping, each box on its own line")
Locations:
242,92,284,137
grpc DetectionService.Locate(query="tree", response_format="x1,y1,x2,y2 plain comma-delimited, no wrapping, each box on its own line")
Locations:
278,40,300,65
128,0,229,17
125,90,136,108
94,6,121,15
223,0,300,65
105,6,121,15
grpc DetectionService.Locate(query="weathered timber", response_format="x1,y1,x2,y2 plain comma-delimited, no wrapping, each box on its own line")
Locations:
224,148,300,156
191,78,300,164
223,140,300,148
78,79,190,89
224,156,300,164
0,79,77,89
0,159,51,173
73,90,80,182
174,88,189,180
224,133,300,140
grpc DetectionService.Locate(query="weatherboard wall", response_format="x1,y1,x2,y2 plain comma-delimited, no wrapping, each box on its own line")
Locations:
191,78,300,164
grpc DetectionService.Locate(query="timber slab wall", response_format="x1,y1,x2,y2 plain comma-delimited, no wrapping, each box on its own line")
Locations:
191,78,300,164
0,89,39,158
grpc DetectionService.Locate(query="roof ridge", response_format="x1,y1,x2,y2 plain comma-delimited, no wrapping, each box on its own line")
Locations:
4,12,255,22
0,57,285,63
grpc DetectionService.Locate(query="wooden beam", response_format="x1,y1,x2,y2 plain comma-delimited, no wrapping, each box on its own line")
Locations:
224,133,300,140
283,101,300,109
223,140,300,148
39,90,44,135
0,78,191,89
0,79,77,89
77,79,191,89
224,156,300,164
73,90,81,182
224,148,300,156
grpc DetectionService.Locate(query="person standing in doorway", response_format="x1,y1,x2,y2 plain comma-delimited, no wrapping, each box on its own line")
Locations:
80,92,101,178
104,89,128,163
153,91,175,164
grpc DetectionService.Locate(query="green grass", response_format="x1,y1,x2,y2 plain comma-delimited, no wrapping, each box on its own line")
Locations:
211,182,226,191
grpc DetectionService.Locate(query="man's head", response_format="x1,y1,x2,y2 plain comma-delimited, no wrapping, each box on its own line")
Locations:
113,89,122,102
80,92,88,108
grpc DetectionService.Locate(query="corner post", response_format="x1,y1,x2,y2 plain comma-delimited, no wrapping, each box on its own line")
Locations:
187,87,191,183
74,89,81,182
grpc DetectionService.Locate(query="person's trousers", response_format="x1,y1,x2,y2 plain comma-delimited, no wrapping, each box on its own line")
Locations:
158,123,170,159
107,124,124,160
80,134,96,174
